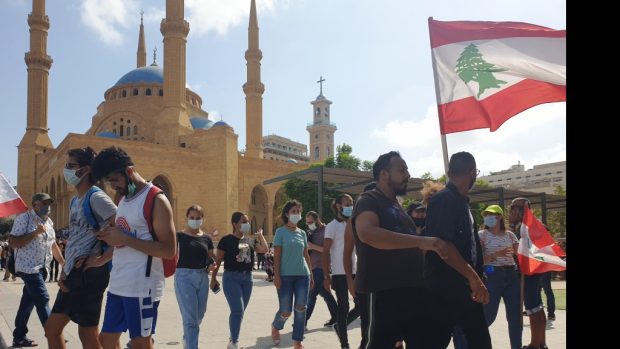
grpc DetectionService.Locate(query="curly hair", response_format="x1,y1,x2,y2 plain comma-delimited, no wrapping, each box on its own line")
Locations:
91,146,134,180
420,180,445,204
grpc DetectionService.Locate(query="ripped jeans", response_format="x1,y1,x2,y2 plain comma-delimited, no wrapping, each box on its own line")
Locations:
272,275,310,341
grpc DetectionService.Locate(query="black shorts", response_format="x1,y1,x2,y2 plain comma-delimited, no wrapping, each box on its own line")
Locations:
51,264,110,327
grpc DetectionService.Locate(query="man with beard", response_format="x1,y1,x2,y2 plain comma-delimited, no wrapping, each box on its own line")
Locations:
351,151,449,349
423,151,491,349
91,147,177,349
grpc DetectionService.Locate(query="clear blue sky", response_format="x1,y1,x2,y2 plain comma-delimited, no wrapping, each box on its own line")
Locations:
0,0,566,185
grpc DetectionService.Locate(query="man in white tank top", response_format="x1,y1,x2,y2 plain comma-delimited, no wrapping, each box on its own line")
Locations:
92,147,177,349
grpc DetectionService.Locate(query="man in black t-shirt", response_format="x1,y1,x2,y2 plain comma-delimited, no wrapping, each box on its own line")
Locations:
424,151,491,349
351,151,449,349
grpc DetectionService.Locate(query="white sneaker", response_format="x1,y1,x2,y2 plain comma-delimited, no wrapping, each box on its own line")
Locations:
227,339,243,349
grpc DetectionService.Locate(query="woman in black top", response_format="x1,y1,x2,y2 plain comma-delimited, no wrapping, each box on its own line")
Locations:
210,212,269,349
174,205,214,349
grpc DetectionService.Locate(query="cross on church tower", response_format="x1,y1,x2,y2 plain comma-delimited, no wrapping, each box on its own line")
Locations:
317,75,325,96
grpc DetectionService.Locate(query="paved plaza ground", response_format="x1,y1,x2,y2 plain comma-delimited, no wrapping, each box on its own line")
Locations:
0,270,566,348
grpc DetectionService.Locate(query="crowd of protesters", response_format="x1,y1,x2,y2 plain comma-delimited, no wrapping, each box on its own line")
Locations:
4,146,563,349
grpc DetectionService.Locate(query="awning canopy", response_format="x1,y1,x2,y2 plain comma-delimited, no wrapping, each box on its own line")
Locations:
263,166,565,222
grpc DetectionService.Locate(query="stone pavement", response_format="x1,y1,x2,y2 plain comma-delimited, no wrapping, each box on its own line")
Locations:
0,271,565,348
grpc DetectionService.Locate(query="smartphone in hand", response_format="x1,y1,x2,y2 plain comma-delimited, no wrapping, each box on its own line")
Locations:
211,283,221,294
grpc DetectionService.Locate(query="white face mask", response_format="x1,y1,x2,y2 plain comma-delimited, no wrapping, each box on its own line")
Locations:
188,219,202,230
240,222,251,233
63,168,85,186
308,223,317,231
288,214,302,225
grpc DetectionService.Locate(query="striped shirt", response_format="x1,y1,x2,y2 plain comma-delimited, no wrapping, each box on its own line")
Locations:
478,229,518,266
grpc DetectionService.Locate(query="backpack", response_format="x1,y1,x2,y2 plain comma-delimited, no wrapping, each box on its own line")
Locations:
144,185,178,278
71,186,112,270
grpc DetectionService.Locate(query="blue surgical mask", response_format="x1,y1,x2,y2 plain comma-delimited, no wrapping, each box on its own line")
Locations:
187,219,202,230
127,180,136,197
63,168,84,186
484,215,498,228
342,206,353,218
240,223,251,233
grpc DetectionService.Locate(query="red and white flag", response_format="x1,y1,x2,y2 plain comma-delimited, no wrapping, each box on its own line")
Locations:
517,206,566,276
428,18,566,134
0,173,28,218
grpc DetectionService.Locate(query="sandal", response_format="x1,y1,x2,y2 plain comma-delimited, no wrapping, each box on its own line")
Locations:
12,338,38,347
271,325,280,345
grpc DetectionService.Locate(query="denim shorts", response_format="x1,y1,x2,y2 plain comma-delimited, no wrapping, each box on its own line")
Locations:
523,273,543,314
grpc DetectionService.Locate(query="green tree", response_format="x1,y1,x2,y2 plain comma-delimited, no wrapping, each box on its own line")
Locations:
362,160,374,172
324,156,336,168
283,178,340,230
437,174,447,184
546,185,566,237
420,172,435,180
456,43,508,98
325,143,361,170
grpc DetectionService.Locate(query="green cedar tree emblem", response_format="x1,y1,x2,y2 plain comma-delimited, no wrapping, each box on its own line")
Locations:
456,43,508,98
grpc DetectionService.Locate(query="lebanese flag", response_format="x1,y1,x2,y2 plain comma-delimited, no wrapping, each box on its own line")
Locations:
428,18,566,134
0,173,28,218
517,206,566,276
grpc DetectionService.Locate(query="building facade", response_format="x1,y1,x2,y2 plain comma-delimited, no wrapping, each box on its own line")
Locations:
480,161,566,194
263,135,309,163
16,0,303,238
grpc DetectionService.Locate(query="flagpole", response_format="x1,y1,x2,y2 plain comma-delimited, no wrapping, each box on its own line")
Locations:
440,135,449,176
428,17,450,175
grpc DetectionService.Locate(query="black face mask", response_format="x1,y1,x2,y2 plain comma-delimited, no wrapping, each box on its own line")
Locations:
413,218,426,228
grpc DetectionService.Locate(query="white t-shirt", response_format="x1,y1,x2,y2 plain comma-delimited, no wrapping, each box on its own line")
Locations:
109,183,165,300
324,219,356,275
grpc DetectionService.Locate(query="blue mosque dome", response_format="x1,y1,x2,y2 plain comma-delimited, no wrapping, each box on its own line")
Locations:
189,117,214,130
115,65,164,86
213,121,230,128
96,131,120,139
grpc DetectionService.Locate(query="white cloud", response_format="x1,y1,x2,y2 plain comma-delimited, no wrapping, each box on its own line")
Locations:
186,0,283,37
370,103,566,178
208,110,221,120
79,0,286,45
80,0,138,45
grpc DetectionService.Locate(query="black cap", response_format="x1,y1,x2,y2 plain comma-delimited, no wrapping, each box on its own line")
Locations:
32,192,54,204
407,201,426,213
